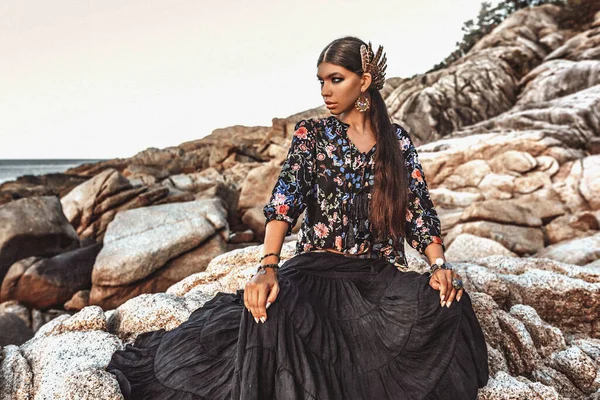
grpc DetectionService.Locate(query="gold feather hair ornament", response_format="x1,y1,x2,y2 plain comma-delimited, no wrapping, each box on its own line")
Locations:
359,42,387,91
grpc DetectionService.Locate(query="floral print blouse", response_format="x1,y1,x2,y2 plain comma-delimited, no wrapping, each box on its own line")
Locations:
263,115,445,267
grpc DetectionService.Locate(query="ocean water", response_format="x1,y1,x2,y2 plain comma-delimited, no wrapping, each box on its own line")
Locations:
0,159,106,184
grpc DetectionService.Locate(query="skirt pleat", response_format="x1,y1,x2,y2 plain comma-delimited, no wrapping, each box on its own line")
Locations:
106,251,489,400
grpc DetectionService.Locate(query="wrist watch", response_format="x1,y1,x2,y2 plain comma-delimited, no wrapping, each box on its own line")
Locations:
429,257,452,276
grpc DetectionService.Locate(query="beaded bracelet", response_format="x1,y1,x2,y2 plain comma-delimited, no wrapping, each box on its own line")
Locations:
428,264,442,277
428,263,451,277
259,252,280,263
256,263,280,275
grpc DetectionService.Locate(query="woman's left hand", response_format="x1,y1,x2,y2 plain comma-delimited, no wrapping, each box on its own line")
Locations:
429,269,463,308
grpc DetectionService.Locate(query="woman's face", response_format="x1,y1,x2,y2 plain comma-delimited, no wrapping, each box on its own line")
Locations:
317,62,371,115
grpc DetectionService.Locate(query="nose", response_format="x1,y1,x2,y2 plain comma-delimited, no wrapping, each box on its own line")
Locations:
321,83,330,99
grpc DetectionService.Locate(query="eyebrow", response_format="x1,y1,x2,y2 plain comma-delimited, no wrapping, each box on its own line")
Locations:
316,72,343,79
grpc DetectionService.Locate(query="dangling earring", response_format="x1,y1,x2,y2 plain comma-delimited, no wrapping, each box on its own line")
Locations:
355,93,370,112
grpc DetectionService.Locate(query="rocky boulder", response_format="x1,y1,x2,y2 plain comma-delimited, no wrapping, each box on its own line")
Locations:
0,196,79,285
0,243,102,310
89,199,229,309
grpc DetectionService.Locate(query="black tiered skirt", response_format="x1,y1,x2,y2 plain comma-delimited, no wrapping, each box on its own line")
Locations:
105,251,489,400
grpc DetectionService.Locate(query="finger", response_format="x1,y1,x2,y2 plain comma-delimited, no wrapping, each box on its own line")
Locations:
248,286,260,323
257,287,268,323
429,273,440,290
438,271,447,306
243,287,250,312
444,270,454,305
266,281,279,309
446,275,458,308
451,273,464,304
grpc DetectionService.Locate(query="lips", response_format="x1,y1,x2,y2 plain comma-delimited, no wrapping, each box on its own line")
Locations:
326,102,337,108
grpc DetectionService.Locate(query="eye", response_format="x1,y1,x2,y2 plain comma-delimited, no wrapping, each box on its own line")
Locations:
318,78,342,85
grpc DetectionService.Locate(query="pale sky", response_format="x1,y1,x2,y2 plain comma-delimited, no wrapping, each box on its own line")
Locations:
0,0,498,159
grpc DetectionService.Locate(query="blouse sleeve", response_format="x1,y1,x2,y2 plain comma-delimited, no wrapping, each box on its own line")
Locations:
263,119,317,236
394,123,446,254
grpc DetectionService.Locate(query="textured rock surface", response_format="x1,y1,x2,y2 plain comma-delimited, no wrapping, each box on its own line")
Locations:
535,231,600,265
445,233,517,261
91,198,229,287
0,344,33,399
0,244,101,310
106,291,212,343
460,255,600,336
387,5,565,142
62,368,124,400
64,289,91,311
0,196,79,284
478,371,560,400
0,312,33,347
17,306,122,400
0,306,125,399
89,199,229,309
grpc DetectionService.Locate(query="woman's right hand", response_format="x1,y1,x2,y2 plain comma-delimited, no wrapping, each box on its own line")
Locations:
429,268,463,308
244,267,279,323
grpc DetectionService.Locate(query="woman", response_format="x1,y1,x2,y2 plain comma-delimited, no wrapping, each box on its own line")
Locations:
106,36,489,399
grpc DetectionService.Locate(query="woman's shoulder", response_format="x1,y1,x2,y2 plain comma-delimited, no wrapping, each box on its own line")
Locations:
391,122,415,153
295,115,345,132
293,117,335,143
294,117,324,131
391,122,409,138
294,118,314,131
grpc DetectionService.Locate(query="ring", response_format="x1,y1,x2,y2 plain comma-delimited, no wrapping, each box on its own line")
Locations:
452,277,463,290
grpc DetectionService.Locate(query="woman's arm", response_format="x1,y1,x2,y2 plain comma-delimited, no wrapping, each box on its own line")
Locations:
263,119,317,236
396,124,463,307
395,124,446,259
246,119,317,324
245,218,287,323
424,243,446,267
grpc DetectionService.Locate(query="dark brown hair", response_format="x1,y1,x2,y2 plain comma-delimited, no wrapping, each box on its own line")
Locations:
317,36,408,244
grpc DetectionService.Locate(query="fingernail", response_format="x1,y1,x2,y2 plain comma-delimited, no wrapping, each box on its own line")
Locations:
441,301,446,307
441,295,445,301
266,302,271,309
457,296,461,302
447,301,452,308
260,316,266,323
254,317,259,323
